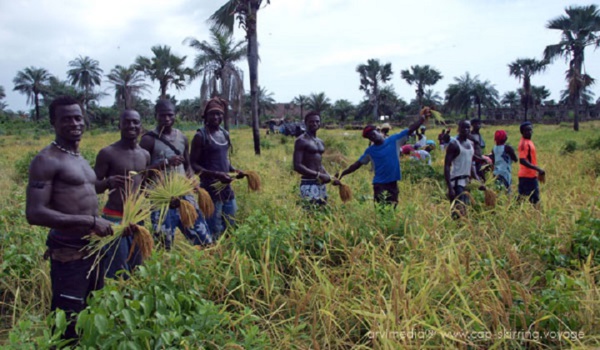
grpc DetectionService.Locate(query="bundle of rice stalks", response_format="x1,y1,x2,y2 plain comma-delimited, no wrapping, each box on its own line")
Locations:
538,172,546,184
195,186,215,218
244,170,261,191
128,225,153,260
179,199,198,228
85,190,152,276
338,183,352,203
484,188,497,208
430,110,445,123
146,171,197,228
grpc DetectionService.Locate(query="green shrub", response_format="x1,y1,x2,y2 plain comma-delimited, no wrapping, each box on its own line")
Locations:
561,140,577,154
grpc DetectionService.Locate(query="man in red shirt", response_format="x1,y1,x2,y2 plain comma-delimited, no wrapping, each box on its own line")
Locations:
518,122,545,205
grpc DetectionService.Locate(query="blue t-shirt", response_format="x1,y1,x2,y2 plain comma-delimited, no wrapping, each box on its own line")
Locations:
358,129,409,184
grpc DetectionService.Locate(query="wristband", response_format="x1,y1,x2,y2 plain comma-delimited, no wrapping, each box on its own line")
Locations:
316,171,321,179
90,215,96,230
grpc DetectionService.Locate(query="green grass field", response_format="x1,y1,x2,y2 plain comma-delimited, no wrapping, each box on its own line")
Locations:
1,121,600,349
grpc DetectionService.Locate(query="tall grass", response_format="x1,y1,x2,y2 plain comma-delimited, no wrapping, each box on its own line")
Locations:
1,123,599,348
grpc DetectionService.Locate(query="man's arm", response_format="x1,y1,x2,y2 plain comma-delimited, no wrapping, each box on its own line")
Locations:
444,142,459,199
94,148,128,193
505,144,518,163
519,144,545,174
26,154,95,230
407,116,426,136
293,138,318,178
338,160,364,180
181,134,194,177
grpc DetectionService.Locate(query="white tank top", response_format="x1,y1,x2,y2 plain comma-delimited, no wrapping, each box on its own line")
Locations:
450,138,474,187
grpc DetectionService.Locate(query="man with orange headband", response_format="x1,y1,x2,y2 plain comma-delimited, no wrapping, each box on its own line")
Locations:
337,114,427,206
490,130,517,192
190,97,245,238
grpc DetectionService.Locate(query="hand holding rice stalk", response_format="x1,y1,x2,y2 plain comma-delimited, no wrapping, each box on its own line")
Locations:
211,170,261,193
332,174,352,203
147,171,198,228
84,190,153,277
420,106,445,124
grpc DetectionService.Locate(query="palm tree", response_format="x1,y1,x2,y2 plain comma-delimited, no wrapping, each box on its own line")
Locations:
0,85,6,111
306,92,331,115
331,99,355,122
67,56,103,118
243,86,276,119
13,66,52,121
421,89,443,108
356,59,393,121
400,65,443,108
106,65,150,109
445,72,498,118
209,0,272,155
501,91,520,108
529,85,551,108
544,4,600,131
135,45,194,100
291,94,308,119
508,58,547,121
185,27,246,130
560,85,596,106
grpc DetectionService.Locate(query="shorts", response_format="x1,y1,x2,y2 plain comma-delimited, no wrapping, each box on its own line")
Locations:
300,179,328,206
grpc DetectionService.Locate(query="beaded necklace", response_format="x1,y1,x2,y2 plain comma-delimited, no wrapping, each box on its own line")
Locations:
51,141,80,156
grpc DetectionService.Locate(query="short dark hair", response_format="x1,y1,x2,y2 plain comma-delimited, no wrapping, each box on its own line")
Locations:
49,96,81,123
154,99,175,114
470,118,481,125
520,121,532,133
304,111,320,123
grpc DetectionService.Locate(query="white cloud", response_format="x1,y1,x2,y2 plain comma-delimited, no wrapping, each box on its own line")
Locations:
0,0,598,112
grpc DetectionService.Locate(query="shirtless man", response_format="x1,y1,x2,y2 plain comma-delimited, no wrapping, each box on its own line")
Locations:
293,111,337,206
26,96,113,342
95,110,150,278
140,99,211,249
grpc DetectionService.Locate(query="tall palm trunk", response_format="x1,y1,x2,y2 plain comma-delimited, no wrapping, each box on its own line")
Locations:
160,82,168,100
247,3,261,155
34,91,40,121
571,53,584,132
372,83,379,121
221,74,231,131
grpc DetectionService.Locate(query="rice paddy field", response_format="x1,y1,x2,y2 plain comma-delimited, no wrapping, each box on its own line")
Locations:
1,121,600,349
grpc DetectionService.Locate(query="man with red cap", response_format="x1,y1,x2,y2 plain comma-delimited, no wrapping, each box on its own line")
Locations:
490,130,517,192
190,97,245,239
337,114,427,206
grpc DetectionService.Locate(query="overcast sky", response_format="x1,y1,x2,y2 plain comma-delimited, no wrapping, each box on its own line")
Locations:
1,0,599,113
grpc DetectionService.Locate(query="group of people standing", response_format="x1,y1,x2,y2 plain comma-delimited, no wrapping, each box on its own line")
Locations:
25,96,545,343
26,96,242,342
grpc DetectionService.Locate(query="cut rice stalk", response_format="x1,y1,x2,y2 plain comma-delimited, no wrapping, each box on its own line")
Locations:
196,186,215,218
179,199,198,228
146,171,197,228
244,170,261,191
339,183,352,203
484,189,497,208
128,225,154,260
538,172,546,184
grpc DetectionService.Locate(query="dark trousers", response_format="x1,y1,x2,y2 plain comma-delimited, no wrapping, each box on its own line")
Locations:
518,177,540,204
373,181,399,205
50,255,104,341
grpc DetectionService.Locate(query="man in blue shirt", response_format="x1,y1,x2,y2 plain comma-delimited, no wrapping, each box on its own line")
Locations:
337,114,427,205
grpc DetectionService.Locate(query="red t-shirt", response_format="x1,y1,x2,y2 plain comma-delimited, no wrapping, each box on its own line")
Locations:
518,138,537,178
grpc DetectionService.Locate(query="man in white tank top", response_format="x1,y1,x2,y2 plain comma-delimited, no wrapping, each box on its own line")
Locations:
444,120,484,218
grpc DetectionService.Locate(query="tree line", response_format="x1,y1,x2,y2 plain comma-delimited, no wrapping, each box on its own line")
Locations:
0,3,599,145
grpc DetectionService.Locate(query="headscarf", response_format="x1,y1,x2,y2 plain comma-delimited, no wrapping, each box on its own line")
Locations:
203,97,227,117
362,125,377,138
494,130,508,145
401,145,415,155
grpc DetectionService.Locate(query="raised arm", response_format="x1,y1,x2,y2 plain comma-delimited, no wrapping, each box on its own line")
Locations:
407,116,426,136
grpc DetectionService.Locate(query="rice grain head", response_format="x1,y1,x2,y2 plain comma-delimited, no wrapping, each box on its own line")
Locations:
484,189,497,208
179,199,198,228
130,225,153,260
339,183,352,203
245,170,261,191
196,186,215,218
